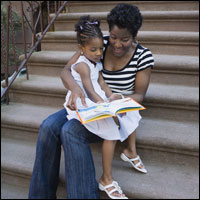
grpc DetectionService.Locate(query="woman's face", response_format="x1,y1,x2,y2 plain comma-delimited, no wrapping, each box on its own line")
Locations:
109,25,134,57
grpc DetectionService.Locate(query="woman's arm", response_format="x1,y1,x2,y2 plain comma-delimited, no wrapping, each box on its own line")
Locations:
98,72,113,98
107,67,151,103
130,67,152,103
60,50,80,90
60,50,87,110
98,72,125,102
75,62,104,103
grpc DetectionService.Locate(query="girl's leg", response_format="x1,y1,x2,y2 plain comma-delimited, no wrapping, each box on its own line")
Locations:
60,119,102,199
123,130,144,169
100,140,126,197
29,109,68,199
100,140,117,183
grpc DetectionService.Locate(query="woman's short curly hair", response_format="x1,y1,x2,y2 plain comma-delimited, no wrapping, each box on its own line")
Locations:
107,3,143,39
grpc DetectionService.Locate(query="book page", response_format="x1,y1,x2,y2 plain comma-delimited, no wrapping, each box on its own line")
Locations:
108,98,145,114
77,97,145,124
77,103,114,123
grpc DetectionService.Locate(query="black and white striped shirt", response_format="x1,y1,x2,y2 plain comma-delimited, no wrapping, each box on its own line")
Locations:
101,36,154,95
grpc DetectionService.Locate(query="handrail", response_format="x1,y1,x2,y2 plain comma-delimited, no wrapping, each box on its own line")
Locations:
1,1,68,99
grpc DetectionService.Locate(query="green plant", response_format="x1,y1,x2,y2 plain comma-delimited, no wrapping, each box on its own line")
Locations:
1,2,22,31
1,2,25,73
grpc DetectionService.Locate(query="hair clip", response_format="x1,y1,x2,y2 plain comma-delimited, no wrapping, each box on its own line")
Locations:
86,21,98,25
80,25,83,30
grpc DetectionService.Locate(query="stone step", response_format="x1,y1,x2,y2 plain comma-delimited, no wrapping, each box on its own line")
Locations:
2,1,199,199
51,10,199,32
65,1,199,13
1,182,30,199
150,54,199,87
1,137,65,199
8,74,67,107
20,51,73,77
145,83,199,110
6,74,199,122
7,73,199,112
1,180,65,199
1,102,199,156
1,137,199,199
40,31,199,56
19,51,199,87
1,103,61,143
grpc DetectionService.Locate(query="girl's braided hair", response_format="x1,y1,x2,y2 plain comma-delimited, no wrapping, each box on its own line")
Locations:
75,15,103,46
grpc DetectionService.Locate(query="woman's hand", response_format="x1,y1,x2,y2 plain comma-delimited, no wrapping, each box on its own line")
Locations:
67,87,87,110
108,93,126,117
97,100,105,104
108,93,124,102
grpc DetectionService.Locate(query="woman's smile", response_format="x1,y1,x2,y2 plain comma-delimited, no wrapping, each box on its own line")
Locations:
114,48,123,54
112,46,125,56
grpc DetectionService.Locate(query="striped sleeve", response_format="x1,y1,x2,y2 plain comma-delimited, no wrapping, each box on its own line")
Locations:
137,48,154,71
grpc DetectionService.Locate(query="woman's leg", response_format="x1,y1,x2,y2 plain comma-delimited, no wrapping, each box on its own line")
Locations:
60,119,102,199
29,109,68,199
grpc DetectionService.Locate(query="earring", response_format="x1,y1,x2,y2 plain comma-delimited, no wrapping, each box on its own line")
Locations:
132,42,137,48
80,51,83,55
132,39,138,47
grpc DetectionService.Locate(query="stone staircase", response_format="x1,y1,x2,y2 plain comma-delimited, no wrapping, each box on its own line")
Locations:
1,1,199,199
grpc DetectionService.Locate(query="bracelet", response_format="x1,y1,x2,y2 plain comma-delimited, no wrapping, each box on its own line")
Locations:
115,93,124,99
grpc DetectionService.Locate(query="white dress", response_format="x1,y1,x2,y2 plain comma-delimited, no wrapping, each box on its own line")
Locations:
64,55,141,142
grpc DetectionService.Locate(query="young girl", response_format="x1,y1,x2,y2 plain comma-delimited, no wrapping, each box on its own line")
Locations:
64,15,143,199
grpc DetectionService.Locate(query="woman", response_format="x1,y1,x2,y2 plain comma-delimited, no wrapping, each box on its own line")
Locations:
29,3,154,199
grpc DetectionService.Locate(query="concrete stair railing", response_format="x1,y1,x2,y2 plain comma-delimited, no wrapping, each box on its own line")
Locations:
1,1,199,199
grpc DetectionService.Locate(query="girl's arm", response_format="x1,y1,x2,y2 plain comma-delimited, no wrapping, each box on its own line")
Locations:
60,50,87,110
75,62,104,103
98,72,113,98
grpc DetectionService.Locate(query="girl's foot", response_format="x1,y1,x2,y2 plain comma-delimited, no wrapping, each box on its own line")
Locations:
99,178,127,198
122,149,145,170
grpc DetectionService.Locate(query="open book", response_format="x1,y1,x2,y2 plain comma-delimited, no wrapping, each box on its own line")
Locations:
76,97,145,124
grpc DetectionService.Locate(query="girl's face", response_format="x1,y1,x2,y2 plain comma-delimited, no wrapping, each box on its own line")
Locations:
109,25,135,57
80,37,104,64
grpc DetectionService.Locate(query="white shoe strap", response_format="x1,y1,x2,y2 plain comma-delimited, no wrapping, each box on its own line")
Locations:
104,183,115,189
135,161,142,167
108,188,120,195
130,155,140,162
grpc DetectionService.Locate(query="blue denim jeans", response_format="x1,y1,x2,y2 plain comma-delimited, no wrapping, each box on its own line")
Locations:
28,108,102,199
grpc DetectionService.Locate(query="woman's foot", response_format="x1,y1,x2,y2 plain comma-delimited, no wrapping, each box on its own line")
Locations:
122,149,147,173
99,177,127,198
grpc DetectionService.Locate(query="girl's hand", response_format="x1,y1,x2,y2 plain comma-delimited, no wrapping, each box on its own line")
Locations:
112,116,120,129
118,113,126,117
